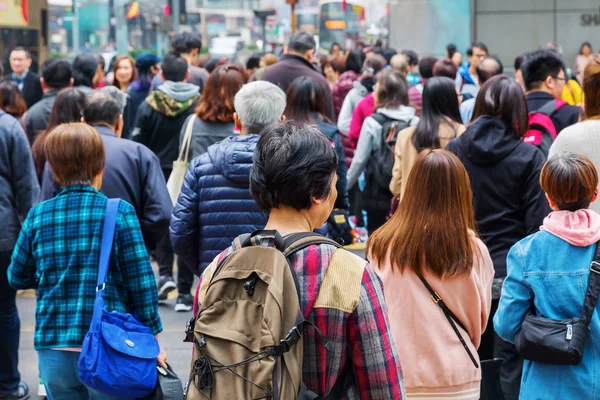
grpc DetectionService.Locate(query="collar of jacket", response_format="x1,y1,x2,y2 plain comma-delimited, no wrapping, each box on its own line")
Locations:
42,90,61,99
526,91,555,101
281,54,318,70
92,124,118,138
58,184,100,196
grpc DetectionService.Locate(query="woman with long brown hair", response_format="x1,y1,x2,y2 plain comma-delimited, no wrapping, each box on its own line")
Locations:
369,149,494,400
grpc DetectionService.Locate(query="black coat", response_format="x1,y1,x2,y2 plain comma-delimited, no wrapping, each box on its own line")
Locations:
4,71,43,109
526,92,580,134
446,116,551,278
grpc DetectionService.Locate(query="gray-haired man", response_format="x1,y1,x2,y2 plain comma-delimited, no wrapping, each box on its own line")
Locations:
170,81,286,275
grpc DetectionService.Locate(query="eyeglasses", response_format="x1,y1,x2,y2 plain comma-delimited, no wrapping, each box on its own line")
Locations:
552,76,568,82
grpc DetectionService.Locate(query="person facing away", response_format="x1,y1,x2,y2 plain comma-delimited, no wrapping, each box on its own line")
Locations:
0,80,27,121
125,51,161,139
179,64,247,161
72,53,104,94
285,76,349,211
521,50,580,134
31,88,87,182
459,55,504,124
370,150,494,399
4,47,43,108
407,56,438,116
255,31,336,121
495,153,600,400
391,76,466,199
457,41,488,98
330,48,365,118
24,58,73,144
347,69,419,233
8,123,165,400
0,102,39,400
192,121,405,399
170,81,285,275
132,51,201,180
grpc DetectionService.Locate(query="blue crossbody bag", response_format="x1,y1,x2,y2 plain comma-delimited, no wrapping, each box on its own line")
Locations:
78,199,160,398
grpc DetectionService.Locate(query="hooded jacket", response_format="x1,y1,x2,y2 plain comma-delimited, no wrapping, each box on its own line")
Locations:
495,209,600,400
445,116,550,278
337,79,374,168
170,134,267,274
132,81,200,172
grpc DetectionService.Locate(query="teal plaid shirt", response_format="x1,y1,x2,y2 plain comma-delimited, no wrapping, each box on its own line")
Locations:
8,185,162,350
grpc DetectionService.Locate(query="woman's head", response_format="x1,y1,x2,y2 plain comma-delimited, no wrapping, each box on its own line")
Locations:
250,122,338,227
0,80,27,117
195,64,247,123
45,123,105,187
362,54,386,76
433,59,458,79
471,75,529,137
374,69,409,109
368,150,476,278
411,77,462,152
346,48,366,74
285,76,327,123
73,53,102,88
541,153,598,212
112,56,136,90
260,53,278,67
581,42,593,57
583,55,600,118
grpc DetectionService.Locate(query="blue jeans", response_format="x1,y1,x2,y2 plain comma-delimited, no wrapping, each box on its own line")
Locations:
38,350,129,400
0,250,20,393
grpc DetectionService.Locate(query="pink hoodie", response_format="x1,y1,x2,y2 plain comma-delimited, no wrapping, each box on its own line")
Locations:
348,93,375,148
540,209,600,246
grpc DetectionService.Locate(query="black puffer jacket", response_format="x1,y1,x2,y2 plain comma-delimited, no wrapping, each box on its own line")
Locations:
445,116,550,278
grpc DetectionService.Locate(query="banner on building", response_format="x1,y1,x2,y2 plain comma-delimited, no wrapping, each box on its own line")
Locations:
0,0,29,26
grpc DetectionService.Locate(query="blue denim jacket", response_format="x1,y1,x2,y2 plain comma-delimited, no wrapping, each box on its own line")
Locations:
494,230,600,400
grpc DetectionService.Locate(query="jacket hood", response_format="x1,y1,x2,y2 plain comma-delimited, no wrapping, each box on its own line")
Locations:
146,82,200,117
541,209,600,247
457,116,521,164
207,134,259,183
376,106,417,122
158,81,200,102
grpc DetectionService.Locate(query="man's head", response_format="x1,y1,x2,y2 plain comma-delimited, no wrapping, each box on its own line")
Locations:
83,86,126,137
389,54,409,76
476,56,503,85
233,81,286,134
161,52,189,83
401,50,419,73
41,58,73,92
467,41,488,70
418,56,438,80
135,51,161,75
171,32,202,63
9,47,32,76
522,50,566,99
433,59,457,79
287,31,316,62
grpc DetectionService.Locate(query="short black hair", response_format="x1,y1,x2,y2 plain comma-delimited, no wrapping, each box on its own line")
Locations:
11,46,31,59
446,43,457,58
514,54,525,71
419,56,438,79
246,53,262,70
382,47,398,65
470,41,489,55
73,53,101,88
250,122,338,212
84,93,121,127
476,56,504,84
521,50,565,91
171,32,202,54
42,59,72,90
401,50,419,66
161,52,188,82
288,31,316,54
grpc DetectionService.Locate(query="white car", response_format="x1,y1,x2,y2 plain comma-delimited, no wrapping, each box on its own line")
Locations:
208,37,245,61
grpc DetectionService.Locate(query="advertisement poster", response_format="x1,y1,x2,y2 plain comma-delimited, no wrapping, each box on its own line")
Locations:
0,0,29,26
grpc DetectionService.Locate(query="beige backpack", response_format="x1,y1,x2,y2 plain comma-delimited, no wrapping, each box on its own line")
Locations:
183,231,355,400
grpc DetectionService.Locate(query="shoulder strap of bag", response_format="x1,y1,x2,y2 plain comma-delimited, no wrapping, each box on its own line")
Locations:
96,199,121,295
370,112,388,127
178,115,196,164
580,243,600,324
418,275,479,369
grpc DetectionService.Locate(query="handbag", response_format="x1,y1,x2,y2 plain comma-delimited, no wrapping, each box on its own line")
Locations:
142,363,184,400
78,199,160,398
514,243,600,365
166,115,195,206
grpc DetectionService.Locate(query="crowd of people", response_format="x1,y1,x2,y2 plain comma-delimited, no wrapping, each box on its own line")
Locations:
1,29,600,400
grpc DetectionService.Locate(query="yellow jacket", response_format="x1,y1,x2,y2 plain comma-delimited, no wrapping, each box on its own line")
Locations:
562,79,584,106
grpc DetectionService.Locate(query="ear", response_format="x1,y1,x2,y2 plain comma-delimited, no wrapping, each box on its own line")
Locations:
544,75,554,89
280,114,286,121
115,114,124,138
592,190,599,204
161,72,166,81
69,77,74,87
40,77,46,91
183,70,191,83
233,112,242,131
545,193,558,211
306,49,315,63
81,116,86,123
312,196,325,206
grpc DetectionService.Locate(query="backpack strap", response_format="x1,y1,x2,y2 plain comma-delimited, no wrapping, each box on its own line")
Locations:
283,232,342,255
370,112,388,127
536,99,565,117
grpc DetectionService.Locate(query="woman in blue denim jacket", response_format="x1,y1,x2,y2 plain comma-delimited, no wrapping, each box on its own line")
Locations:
494,153,600,400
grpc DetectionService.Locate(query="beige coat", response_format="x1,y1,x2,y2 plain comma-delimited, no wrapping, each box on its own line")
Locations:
390,120,466,198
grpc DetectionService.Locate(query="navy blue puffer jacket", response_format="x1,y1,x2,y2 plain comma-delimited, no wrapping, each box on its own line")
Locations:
170,134,267,274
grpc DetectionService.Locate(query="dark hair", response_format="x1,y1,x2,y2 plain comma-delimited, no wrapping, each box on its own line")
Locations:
419,56,438,79
161,52,188,82
363,54,386,75
382,47,398,65
346,49,365,74
412,77,462,152
0,80,27,118
285,76,327,124
10,46,31,59
476,56,504,84
318,55,330,76
45,123,105,186
31,88,87,177
514,54,525,71
580,42,593,55
433,59,458,79
84,93,122,127
73,53,100,88
112,56,137,89
472,75,529,137
584,55,600,118
246,53,262,70
250,122,338,211
41,59,72,90
401,50,418,66
375,69,409,109
288,31,316,54
446,43,457,59
330,56,346,74
469,41,489,56
521,50,565,91
171,31,202,54
195,64,247,122
330,42,342,54
541,153,598,211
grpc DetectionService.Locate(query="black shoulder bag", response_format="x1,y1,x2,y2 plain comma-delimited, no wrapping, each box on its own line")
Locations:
419,276,479,368
514,244,600,365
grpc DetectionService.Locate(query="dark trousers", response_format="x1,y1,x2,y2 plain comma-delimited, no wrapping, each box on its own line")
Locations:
157,234,195,295
0,250,20,393
349,186,365,227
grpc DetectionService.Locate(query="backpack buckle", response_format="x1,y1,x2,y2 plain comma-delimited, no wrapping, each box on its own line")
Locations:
281,326,302,350
184,317,195,343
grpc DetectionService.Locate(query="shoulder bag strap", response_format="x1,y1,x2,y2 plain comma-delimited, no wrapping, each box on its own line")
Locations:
96,199,121,296
178,115,196,164
580,243,600,324
418,275,479,369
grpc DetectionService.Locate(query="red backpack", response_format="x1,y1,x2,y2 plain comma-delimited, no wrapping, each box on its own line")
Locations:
523,99,567,156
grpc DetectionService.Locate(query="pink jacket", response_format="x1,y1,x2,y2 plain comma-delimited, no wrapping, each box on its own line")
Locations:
348,93,374,148
372,237,494,399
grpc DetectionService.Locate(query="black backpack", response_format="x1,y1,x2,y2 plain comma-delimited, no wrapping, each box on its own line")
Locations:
363,113,411,213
